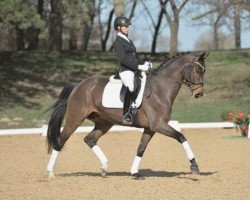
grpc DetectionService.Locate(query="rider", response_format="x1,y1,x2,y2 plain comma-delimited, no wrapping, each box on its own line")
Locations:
113,16,150,123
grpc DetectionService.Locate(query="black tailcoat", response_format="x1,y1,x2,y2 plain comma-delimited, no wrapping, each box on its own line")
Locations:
114,35,144,72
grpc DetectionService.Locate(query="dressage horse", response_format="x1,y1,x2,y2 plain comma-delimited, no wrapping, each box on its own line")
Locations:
46,52,209,179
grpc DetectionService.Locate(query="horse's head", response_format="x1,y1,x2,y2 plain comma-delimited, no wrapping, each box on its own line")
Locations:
182,52,210,98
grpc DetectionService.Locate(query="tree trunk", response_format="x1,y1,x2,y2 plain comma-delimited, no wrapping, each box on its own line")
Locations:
69,29,77,50
213,24,219,50
26,27,40,50
169,21,178,57
37,0,43,16
234,6,241,48
82,0,95,50
113,0,124,17
15,25,25,50
27,0,44,50
101,9,114,51
213,14,222,50
151,0,167,53
49,0,62,52
162,0,188,57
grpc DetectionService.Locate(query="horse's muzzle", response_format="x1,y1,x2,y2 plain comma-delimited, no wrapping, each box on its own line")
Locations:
192,85,204,98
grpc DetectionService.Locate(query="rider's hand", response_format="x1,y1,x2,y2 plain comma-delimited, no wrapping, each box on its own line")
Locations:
138,62,149,71
145,61,153,69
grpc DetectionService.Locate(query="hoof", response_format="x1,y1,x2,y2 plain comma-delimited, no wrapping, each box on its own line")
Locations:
101,168,107,178
190,165,200,174
132,173,145,180
48,171,55,178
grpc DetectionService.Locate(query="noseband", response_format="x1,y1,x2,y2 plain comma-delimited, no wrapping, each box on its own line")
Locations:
182,61,205,92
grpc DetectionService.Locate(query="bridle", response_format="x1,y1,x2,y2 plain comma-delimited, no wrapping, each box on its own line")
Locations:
146,56,206,96
182,60,205,93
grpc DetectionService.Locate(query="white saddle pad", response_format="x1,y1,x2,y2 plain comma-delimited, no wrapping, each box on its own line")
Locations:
102,72,147,108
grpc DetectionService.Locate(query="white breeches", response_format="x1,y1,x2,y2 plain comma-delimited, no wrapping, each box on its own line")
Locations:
119,70,135,92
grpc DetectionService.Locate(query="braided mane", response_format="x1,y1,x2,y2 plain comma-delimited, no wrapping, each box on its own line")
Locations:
151,51,191,74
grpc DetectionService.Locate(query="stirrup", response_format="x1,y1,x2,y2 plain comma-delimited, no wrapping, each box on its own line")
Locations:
123,113,132,123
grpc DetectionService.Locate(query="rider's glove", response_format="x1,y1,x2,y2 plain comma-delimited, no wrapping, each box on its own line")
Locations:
147,61,153,69
138,61,150,71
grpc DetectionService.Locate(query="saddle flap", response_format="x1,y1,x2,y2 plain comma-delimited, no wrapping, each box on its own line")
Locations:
102,72,147,109
119,75,142,102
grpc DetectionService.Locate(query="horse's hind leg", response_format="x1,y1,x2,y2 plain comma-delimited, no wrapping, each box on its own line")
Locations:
47,107,90,178
131,129,155,179
84,120,113,177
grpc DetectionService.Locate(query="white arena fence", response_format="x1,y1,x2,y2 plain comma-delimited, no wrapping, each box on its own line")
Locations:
1,121,248,138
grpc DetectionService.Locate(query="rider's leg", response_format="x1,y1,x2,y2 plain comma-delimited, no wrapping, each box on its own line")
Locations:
119,70,135,122
119,70,135,92
123,87,133,122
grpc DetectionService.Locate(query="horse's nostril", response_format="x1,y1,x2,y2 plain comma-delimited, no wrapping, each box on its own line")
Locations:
195,93,203,98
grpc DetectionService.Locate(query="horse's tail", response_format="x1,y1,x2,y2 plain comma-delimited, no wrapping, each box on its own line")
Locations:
46,83,75,153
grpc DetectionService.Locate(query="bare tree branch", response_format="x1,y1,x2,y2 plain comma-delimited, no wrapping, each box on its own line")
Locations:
128,0,137,21
179,0,189,12
140,0,156,27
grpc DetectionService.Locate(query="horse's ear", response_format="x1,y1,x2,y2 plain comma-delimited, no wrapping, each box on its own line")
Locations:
198,51,211,60
198,52,206,61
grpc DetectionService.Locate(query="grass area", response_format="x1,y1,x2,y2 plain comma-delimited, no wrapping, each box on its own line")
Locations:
0,50,250,128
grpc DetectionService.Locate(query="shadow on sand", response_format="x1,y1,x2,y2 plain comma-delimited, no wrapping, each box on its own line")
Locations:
59,169,216,180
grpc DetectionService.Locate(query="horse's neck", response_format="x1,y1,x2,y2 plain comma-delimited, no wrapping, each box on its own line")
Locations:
152,74,182,106
150,55,193,105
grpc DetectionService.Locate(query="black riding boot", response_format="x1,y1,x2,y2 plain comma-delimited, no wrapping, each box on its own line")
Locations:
123,88,133,123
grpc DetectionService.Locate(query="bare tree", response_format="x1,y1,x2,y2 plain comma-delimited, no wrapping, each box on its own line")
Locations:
230,0,250,11
97,2,114,51
140,0,169,53
192,0,229,50
230,0,250,47
128,0,138,20
233,5,241,48
152,0,168,53
194,30,234,50
162,0,189,56
192,0,250,50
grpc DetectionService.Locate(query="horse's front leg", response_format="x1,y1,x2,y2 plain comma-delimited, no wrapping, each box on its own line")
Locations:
131,129,155,179
153,120,199,174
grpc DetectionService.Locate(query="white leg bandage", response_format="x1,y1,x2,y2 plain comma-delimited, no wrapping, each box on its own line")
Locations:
130,156,142,174
182,141,195,161
92,145,108,168
47,149,59,172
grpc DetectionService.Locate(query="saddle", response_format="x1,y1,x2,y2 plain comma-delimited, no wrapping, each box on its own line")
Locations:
119,72,142,103
102,72,147,109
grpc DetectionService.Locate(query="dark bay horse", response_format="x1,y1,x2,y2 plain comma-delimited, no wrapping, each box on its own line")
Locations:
46,52,209,179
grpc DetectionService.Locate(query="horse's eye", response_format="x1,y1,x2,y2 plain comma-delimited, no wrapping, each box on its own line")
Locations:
196,67,201,73
196,67,205,73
